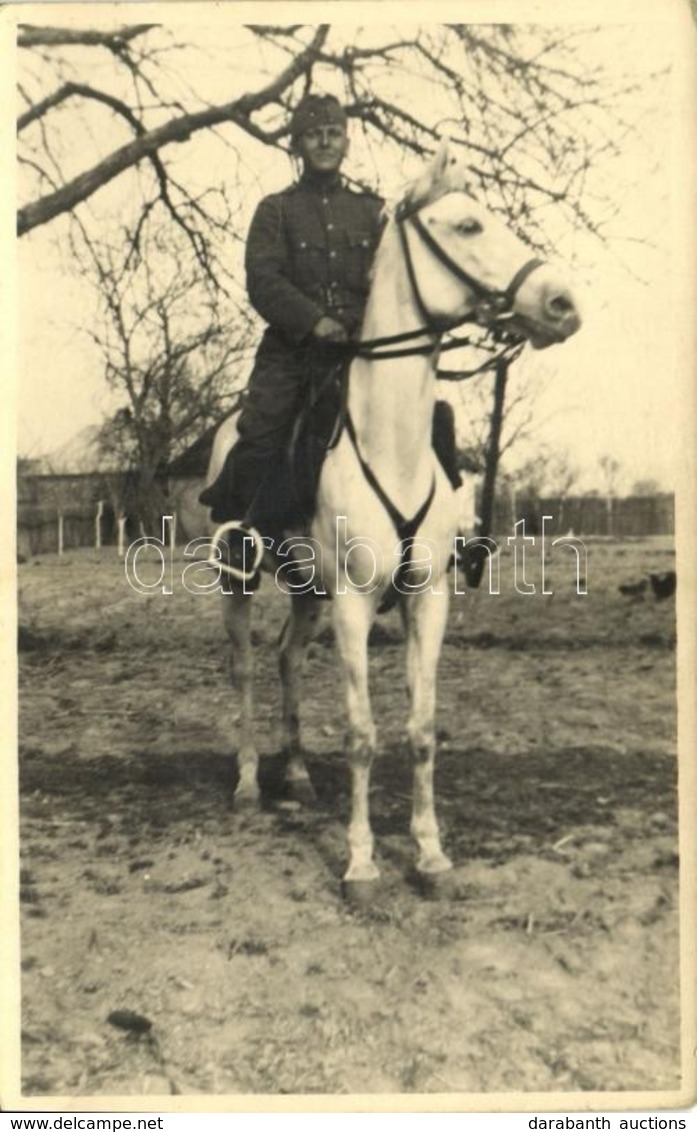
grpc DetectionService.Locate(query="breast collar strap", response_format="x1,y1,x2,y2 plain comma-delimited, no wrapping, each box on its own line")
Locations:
344,412,437,578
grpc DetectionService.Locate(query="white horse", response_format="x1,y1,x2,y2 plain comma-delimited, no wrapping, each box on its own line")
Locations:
198,144,581,896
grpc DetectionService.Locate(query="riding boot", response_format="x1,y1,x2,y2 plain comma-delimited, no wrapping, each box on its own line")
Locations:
244,452,297,565
198,446,247,523
200,441,283,527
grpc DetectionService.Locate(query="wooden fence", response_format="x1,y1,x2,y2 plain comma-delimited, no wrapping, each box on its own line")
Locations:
492,492,675,538
17,472,676,557
17,502,117,558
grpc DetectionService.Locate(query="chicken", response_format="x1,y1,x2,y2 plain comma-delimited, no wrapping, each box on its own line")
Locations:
647,570,676,600
618,578,648,599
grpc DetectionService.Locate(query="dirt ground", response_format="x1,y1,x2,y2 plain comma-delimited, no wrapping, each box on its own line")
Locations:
16,536,681,1099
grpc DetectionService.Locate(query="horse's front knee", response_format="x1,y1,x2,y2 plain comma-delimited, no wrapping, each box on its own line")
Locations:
407,720,436,763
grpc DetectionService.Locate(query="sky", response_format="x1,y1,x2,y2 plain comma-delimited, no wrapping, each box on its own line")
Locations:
12,11,696,496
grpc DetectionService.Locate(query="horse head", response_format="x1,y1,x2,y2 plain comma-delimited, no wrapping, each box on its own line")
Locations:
392,142,581,349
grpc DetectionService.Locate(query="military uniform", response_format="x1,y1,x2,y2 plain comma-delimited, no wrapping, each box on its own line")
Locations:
200,169,383,523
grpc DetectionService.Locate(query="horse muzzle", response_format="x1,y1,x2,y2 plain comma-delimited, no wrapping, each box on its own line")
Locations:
514,283,582,349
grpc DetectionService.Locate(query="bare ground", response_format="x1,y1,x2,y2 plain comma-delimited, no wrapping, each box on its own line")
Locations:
16,538,680,1099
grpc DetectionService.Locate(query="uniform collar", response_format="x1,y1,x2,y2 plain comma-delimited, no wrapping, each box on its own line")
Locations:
298,170,344,194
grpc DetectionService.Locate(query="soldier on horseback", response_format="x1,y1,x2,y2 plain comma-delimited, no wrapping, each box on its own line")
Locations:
199,94,462,563
199,95,384,538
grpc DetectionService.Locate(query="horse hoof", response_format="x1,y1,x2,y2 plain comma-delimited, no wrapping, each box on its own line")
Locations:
411,867,465,901
232,784,262,812
341,878,381,908
286,777,317,808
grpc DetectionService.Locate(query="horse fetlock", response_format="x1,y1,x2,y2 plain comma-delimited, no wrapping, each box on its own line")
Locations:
347,825,375,869
235,746,260,802
343,857,380,884
283,752,309,780
282,752,317,805
412,824,451,873
415,847,453,876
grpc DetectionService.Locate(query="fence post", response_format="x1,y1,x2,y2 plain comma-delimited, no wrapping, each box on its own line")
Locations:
117,516,127,558
57,511,64,556
95,500,104,550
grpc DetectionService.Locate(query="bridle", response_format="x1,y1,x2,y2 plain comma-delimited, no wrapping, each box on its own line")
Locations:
403,210,544,331
353,198,545,364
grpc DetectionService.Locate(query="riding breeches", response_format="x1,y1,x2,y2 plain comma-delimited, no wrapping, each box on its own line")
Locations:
199,332,316,524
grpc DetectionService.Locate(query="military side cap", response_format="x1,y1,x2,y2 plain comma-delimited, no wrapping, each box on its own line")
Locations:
290,94,348,139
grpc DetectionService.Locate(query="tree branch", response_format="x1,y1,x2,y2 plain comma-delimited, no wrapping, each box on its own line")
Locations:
18,25,158,50
18,25,329,236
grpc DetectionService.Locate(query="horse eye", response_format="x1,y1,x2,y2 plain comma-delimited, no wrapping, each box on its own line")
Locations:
457,219,482,236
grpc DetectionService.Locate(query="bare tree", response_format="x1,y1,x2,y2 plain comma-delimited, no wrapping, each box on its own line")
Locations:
631,477,662,496
451,348,553,471
17,24,662,258
599,454,622,497
599,453,623,535
543,451,579,530
502,446,579,530
78,226,251,530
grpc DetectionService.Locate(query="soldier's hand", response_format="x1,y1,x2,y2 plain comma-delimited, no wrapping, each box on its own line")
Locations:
312,316,348,343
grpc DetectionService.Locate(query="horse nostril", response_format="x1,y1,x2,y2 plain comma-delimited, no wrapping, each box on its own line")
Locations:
547,292,575,319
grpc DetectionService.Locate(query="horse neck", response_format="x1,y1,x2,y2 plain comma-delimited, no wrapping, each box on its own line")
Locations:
348,224,438,482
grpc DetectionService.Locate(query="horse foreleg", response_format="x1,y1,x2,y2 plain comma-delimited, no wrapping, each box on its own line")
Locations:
221,588,259,806
332,594,379,884
278,591,324,803
402,588,453,876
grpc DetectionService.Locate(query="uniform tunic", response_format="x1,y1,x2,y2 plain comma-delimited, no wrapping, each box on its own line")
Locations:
201,170,383,522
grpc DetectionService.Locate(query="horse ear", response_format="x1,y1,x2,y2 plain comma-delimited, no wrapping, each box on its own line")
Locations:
435,139,469,192
432,139,454,183
399,141,469,216
416,140,456,198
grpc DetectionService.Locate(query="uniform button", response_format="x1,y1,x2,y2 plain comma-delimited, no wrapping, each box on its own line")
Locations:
329,250,337,258
327,223,334,231
322,198,329,206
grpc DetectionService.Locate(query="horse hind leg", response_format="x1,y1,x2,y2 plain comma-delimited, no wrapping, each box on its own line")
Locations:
402,588,453,878
221,588,260,807
278,590,324,804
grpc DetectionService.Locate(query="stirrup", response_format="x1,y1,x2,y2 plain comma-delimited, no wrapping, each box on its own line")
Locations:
206,520,265,583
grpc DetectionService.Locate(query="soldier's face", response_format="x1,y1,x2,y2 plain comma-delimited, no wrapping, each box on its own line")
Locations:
296,125,349,174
